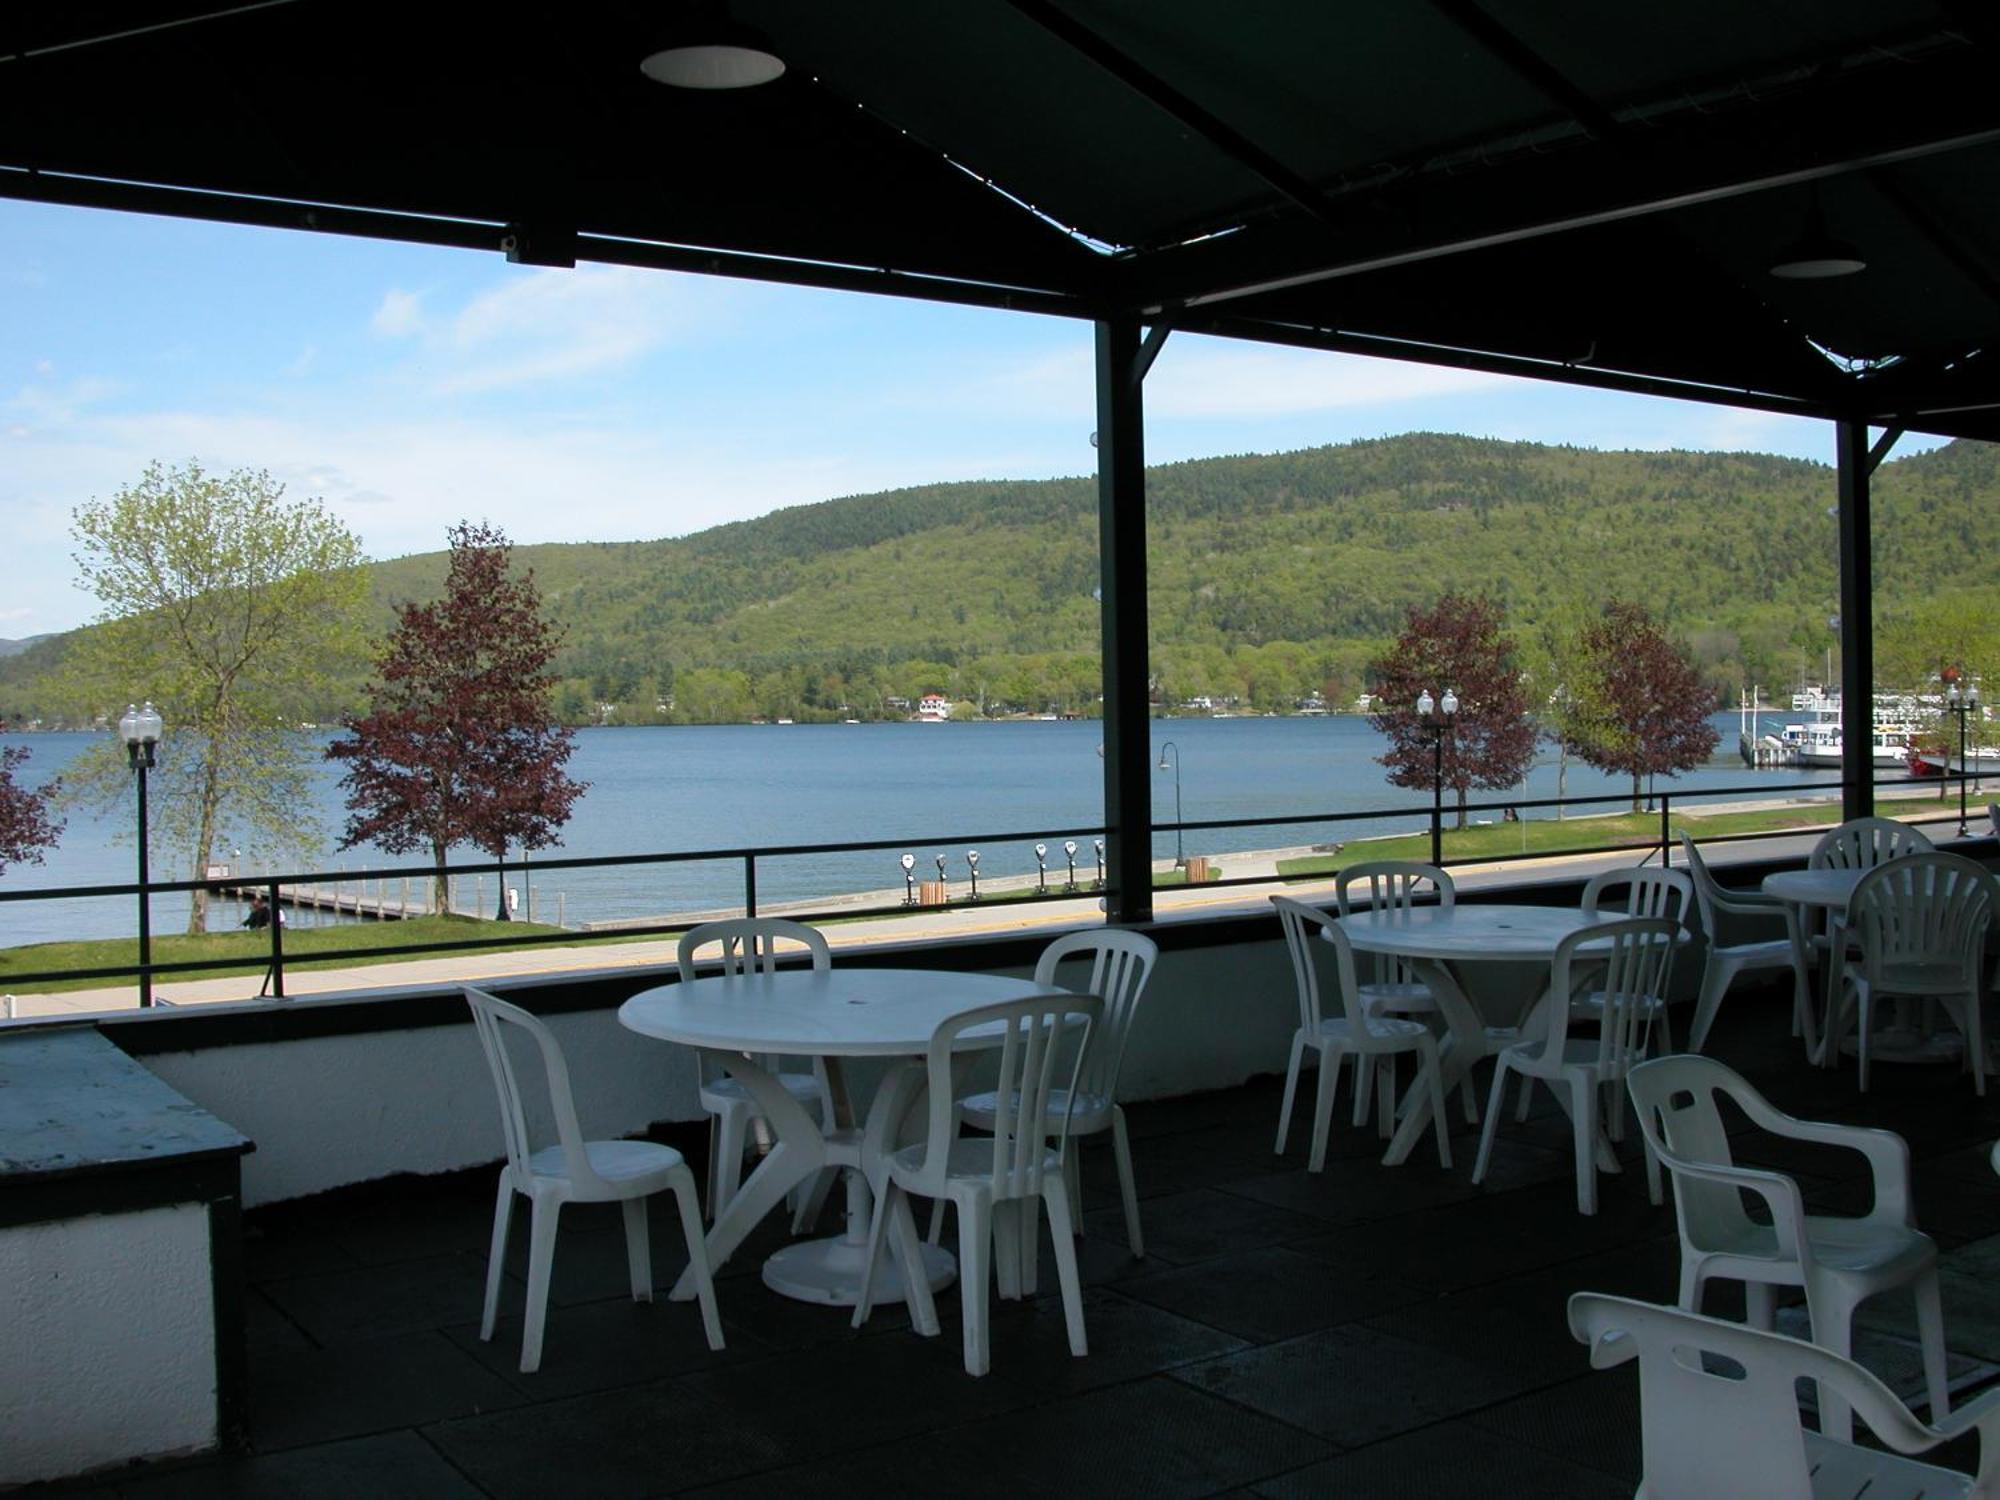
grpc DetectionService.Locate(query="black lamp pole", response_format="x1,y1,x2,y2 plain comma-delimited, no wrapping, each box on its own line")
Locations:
1947,682,1980,836
1158,740,1184,869
1419,688,1459,868
118,702,163,1008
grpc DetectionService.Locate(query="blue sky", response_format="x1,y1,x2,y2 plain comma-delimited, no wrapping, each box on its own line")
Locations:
1,197,1940,637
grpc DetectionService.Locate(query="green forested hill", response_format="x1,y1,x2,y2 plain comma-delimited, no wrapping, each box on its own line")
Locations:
8,433,1996,724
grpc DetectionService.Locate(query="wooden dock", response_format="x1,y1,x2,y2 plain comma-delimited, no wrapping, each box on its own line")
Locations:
212,877,433,922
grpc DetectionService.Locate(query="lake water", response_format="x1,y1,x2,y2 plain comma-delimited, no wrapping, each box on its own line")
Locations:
0,713,1830,946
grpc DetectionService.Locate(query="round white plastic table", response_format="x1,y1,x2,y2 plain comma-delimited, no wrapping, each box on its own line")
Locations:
1763,867,1959,1067
1336,905,1625,1165
619,968,1056,1310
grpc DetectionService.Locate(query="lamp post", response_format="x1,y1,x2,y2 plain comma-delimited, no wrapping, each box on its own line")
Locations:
900,853,916,905
1158,740,1185,869
1417,688,1459,867
1946,681,1981,836
117,702,163,1008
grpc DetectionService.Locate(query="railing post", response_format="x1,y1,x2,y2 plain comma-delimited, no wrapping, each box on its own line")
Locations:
744,854,758,917
265,878,285,999
1659,793,1671,864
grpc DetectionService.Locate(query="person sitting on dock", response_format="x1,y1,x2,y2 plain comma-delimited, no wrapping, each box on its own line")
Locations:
242,894,273,930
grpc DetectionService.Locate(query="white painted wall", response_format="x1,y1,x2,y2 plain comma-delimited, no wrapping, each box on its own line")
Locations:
136,939,1311,1208
0,1205,215,1486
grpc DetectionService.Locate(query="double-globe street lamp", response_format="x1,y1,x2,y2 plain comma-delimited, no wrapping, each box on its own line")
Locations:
1416,688,1459,868
1157,740,1185,869
1945,679,1982,837
117,701,164,1008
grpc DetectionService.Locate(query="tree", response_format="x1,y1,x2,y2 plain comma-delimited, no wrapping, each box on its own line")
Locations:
56,461,367,931
1369,593,1537,828
1566,601,1720,812
0,746,64,875
328,521,585,913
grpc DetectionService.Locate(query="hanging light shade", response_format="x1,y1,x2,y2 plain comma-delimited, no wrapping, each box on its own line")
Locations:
1769,198,1866,280
641,8,784,90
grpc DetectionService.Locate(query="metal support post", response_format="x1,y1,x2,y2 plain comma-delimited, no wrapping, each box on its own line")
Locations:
1096,316,1157,923
1835,418,1893,821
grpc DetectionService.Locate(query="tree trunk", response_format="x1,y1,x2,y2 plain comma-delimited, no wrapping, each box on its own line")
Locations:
431,835,451,916
1630,772,1644,816
1556,747,1568,820
187,760,224,934
1455,787,1468,831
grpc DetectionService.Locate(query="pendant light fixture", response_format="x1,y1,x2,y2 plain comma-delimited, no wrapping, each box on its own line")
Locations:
1769,192,1866,280
641,4,784,90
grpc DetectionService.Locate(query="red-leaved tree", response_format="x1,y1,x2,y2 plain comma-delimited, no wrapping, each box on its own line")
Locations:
327,522,585,915
1369,594,1537,828
0,745,64,876
1566,601,1720,812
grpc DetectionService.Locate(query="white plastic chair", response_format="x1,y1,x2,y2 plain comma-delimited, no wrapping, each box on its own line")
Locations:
1270,895,1451,1173
853,992,1102,1377
1810,816,1936,871
676,917,835,1221
1678,831,1811,1052
1625,1052,1948,1443
1473,917,1676,1214
1831,852,1995,1094
1335,862,1478,1123
465,987,723,1373
933,929,1157,1259
1572,867,1694,1051
1569,1292,2000,1500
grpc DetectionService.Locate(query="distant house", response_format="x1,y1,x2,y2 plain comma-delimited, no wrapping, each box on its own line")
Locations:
1354,692,1376,712
917,693,952,722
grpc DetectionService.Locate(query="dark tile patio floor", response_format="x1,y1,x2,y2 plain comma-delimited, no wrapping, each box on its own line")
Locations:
69,984,2000,1497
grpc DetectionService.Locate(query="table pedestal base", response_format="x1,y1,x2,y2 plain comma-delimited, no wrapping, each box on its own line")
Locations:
761,1234,956,1306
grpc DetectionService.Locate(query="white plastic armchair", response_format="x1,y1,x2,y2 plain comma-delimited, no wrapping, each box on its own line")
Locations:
1834,852,1995,1095
1677,831,1809,1052
1625,1052,1947,1443
676,917,835,1222
1569,1292,2000,1500
935,928,1157,1262
1270,895,1452,1173
853,992,1102,1377
465,987,723,1373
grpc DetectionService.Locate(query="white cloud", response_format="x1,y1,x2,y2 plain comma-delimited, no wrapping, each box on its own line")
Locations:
1148,343,1510,419
370,288,424,338
0,606,32,622
357,266,742,398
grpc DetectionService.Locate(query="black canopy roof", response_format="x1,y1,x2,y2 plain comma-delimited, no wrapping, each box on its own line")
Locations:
5,1,1998,437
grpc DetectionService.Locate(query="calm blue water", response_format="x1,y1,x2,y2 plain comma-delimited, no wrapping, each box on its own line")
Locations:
0,714,1829,945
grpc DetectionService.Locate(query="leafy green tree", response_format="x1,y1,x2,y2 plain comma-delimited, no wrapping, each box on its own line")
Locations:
55,461,367,930
328,522,585,914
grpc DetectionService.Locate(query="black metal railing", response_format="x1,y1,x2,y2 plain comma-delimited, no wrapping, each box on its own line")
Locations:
0,769,1985,1007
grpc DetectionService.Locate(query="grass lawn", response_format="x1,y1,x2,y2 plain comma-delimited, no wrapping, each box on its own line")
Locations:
1272,797,1944,878
0,914,571,994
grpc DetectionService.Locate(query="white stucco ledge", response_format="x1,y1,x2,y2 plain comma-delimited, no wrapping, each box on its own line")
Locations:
0,1026,255,1487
